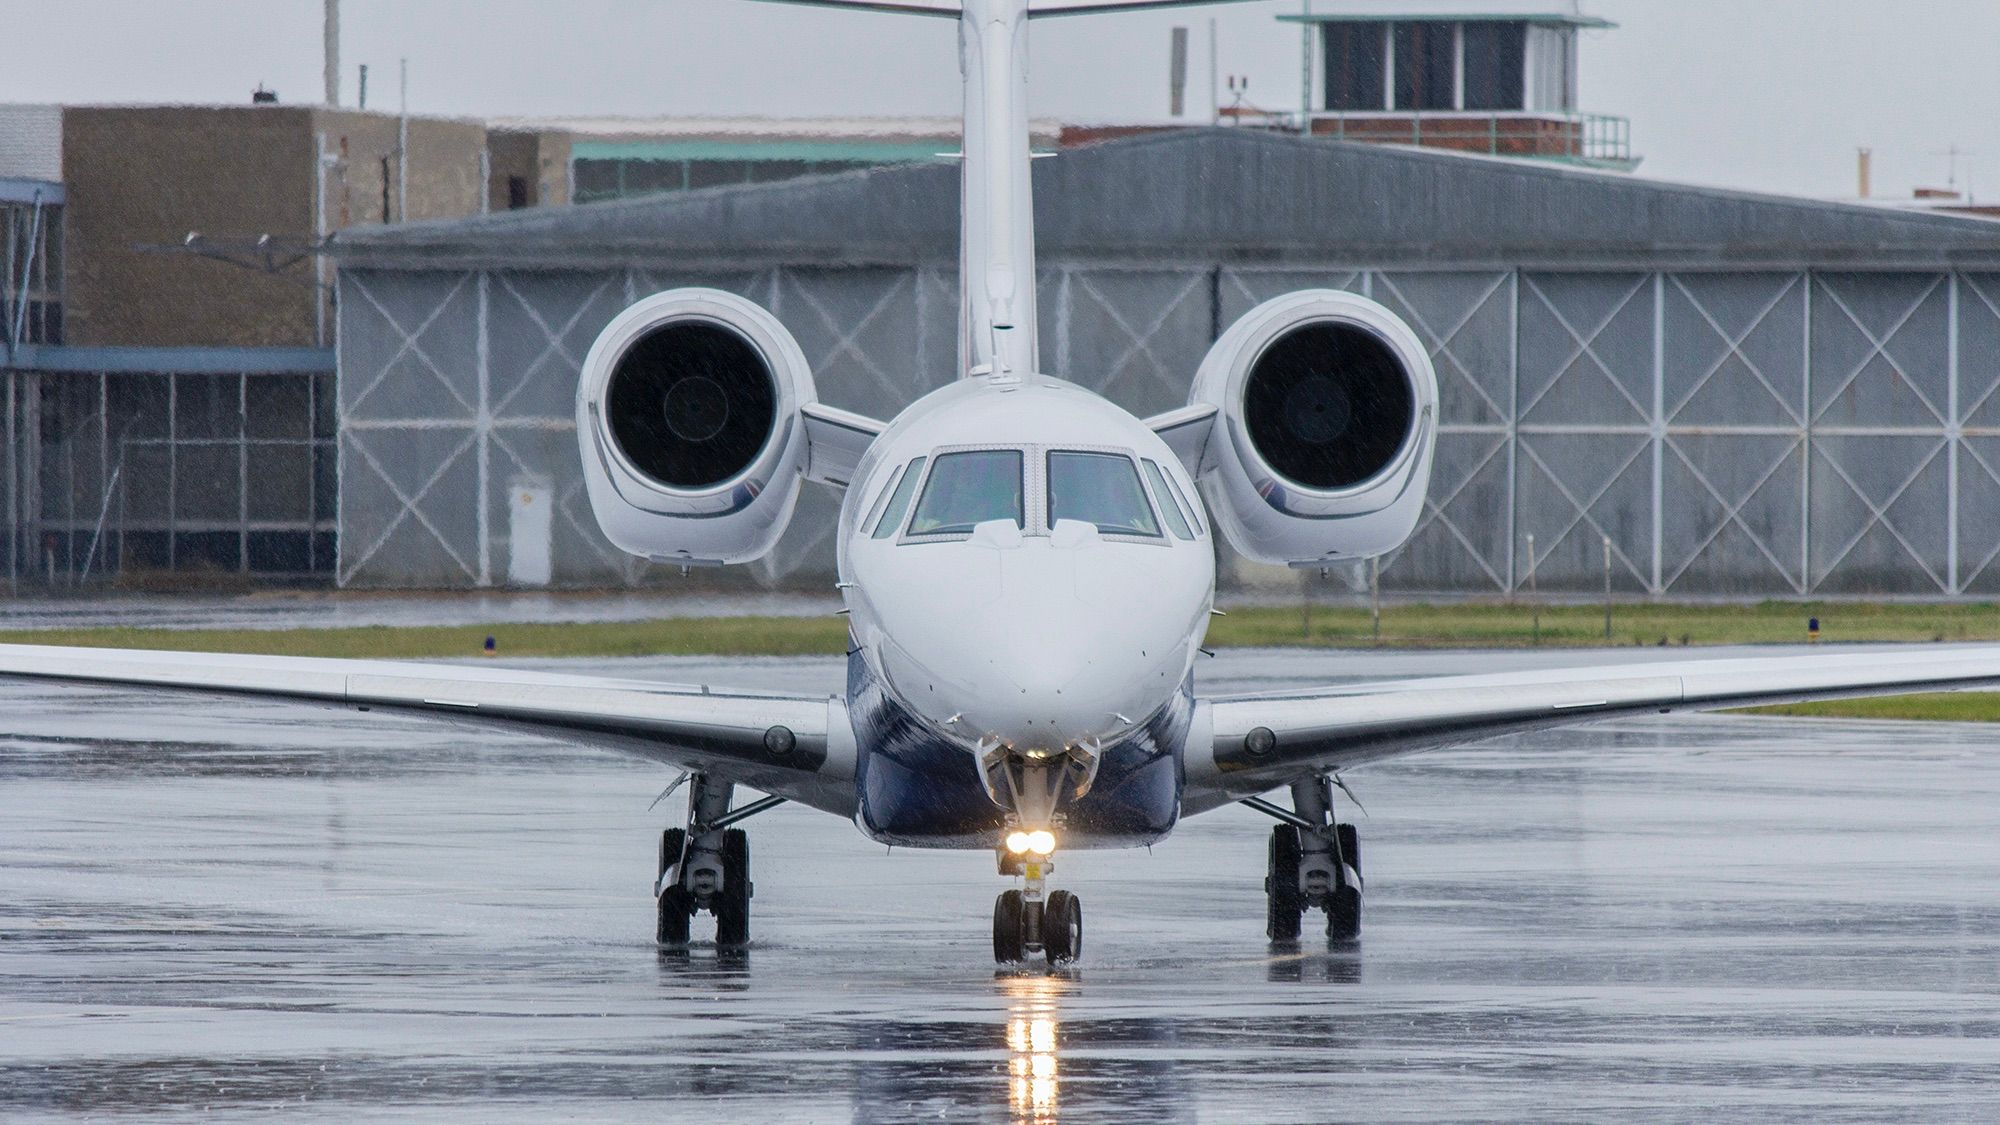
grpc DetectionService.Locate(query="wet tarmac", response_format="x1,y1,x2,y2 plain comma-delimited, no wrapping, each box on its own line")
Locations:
5,649,2000,1122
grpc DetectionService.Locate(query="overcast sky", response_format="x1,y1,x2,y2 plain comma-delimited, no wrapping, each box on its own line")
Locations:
1,0,1993,202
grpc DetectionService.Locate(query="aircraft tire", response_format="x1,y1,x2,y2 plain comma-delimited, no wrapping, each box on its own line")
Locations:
1326,884,1362,944
715,828,751,947
1337,823,1361,884
657,885,694,947
993,890,1025,963
1266,825,1304,942
1043,890,1082,965
658,828,686,883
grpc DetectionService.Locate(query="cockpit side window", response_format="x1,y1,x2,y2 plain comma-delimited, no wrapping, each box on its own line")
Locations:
1048,451,1161,538
1154,460,1205,537
861,462,907,535
1141,459,1195,540
1172,477,1206,536
908,450,1024,536
870,455,926,539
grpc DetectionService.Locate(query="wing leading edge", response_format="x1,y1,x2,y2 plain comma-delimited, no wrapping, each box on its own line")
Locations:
1185,646,2000,813
0,644,855,816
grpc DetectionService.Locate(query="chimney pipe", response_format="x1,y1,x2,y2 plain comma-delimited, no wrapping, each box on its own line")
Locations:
1169,27,1189,117
1857,147,1872,200
324,0,340,106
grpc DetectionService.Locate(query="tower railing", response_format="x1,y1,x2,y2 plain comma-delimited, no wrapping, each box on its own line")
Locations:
1292,110,1636,168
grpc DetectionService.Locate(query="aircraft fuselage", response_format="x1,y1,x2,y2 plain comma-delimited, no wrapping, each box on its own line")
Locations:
837,376,1216,847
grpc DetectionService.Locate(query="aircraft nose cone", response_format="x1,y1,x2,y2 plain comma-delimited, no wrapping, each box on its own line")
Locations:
1005,662,1092,750
870,534,1206,754
993,611,1165,751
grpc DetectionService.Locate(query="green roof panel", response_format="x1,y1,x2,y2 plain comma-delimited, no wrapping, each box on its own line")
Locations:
571,139,949,164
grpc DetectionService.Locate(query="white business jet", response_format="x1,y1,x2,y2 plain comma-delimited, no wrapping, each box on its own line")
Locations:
7,0,2000,965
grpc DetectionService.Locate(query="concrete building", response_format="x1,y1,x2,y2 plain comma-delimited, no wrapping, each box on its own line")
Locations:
62,104,498,349
0,100,565,586
486,127,572,212
329,127,2000,597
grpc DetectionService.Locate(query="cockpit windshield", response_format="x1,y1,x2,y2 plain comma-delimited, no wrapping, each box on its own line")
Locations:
908,449,1025,535
1048,451,1161,537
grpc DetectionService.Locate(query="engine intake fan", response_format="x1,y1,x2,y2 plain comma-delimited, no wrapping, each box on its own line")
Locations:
576,289,816,567
1188,290,1437,567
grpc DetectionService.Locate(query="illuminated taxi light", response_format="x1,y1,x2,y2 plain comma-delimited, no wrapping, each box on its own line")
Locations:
1026,830,1056,855
1005,831,1032,854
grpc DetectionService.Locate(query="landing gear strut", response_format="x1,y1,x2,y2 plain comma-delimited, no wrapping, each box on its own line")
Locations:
1253,775,1362,944
654,773,784,949
993,843,1082,966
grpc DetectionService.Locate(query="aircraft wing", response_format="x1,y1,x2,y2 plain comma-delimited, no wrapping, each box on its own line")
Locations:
1184,646,2000,812
0,644,854,815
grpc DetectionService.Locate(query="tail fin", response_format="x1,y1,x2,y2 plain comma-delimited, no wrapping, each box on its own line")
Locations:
740,0,1259,379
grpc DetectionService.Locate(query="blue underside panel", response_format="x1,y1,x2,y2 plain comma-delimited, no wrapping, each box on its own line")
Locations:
845,650,1187,849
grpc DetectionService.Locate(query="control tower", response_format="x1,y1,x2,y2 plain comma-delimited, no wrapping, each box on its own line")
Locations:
1279,0,1637,170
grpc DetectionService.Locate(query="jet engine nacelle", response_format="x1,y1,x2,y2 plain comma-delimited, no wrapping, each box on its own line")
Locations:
576,288,815,567
1189,290,1437,567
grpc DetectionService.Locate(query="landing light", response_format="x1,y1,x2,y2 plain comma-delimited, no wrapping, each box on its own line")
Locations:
1003,829,1058,856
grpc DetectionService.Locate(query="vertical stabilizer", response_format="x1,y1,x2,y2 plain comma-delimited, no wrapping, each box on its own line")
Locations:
742,0,1260,380
958,0,1039,381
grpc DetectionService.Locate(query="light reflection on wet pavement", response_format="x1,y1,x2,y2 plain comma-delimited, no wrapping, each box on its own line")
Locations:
4,649,1999,1122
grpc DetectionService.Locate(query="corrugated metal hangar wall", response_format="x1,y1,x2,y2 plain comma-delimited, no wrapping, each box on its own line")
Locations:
333,129,2000,596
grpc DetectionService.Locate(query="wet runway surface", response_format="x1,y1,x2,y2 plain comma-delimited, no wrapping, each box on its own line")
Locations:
5,649,2000,1122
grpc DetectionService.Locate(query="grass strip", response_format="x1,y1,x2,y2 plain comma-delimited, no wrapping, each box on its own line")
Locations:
0,617,851,660
1734,694,2000,722
1209,600,2000,648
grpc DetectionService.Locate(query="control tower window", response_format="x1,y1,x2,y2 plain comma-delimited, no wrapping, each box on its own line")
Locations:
1462,22,1527,110
1526,25,1577,111
1322,21,1387,111
1393,23,1455,111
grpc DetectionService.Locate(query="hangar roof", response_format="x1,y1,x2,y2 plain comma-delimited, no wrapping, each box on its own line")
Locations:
330,127,2000,272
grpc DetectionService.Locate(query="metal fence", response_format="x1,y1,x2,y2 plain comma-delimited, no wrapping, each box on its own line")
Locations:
337,263,1998,597
4,367,337,588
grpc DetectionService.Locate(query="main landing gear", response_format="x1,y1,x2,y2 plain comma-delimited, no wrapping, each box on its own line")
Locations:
654,773,786,950
992,830,1082,966
1250,775,1362,944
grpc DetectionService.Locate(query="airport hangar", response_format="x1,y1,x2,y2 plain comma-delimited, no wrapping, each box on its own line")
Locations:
326,125,2000,598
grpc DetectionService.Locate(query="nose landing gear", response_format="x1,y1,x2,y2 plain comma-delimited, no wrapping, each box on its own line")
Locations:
993,844,1082,965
